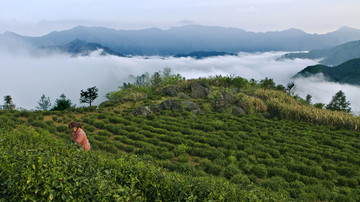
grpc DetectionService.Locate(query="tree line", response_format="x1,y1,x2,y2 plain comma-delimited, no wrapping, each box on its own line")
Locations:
0,86,99,112
0,73,353,114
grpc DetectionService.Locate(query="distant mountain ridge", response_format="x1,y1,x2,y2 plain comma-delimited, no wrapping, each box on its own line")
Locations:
1,25,360,56
173,51,237,59
282,40,360,66
294,58,360,85
44,39,124,57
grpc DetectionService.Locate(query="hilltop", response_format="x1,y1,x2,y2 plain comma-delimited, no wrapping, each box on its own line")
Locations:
43,39,125,57
282,40,360,66
173,51,237,59
294,58,360,85
1,73,359,201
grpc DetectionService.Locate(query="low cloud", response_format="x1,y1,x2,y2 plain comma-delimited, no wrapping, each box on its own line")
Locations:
1,50,359,114
294,75,360,114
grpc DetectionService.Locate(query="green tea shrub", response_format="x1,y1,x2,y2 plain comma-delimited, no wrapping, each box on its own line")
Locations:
113,135,127,142
177,153,190,163
93,120,105,129
155,151,174,160
56,125,68,133
98,130,112,137
0,127,141,201
97,113,108,119
31,120,47,128
224,164,240,179
262,176,289,192
251,165,268,178
336,176,348,186
51,116,58,122
128,132,145,141
84,125,96,132
231,173,251,186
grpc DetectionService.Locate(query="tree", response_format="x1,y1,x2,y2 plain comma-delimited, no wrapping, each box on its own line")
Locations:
305,94,312,105
3,95,16,111
314,103,325,109
36,94,51,111
286,82,295,95
151,71,162,89
135,73,150,86
326,90,351,112
259,77,276,90
52,94,73,111
162,67,172,78
80,86,99,106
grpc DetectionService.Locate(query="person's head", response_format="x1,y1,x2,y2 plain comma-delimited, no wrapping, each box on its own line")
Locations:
68,122,81,133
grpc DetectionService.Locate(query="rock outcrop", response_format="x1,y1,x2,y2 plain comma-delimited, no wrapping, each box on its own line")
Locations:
190,82,211,98
214,90,246,116
132,106,153,116
160,99,200,114
133,99,200,116
162,86,179,97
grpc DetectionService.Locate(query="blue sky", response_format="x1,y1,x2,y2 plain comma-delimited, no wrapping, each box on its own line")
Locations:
0,0,359,35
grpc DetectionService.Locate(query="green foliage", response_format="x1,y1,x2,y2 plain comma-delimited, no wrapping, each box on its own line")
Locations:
36,94,52,111
2,75,360,201
84,125,96,132
259,77,276,90
251,165,268,178
224,164,240,179
52,94,74,111
326,90,351,112
80,86,99,107
2,95,16,111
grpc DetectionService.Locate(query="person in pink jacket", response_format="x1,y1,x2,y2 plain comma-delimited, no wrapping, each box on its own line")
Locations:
68,122,91,151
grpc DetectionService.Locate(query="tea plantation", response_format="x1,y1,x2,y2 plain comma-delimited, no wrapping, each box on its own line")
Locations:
1,75,359,201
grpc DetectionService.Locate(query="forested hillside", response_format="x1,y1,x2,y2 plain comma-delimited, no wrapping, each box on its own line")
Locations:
294,58,360,85
282,40,360,66
1,73,359,201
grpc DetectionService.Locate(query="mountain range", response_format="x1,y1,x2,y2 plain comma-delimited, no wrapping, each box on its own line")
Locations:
282,40,360,66
43,39,124,57
1,25,360,56
294,58,360,85
173,51,236,59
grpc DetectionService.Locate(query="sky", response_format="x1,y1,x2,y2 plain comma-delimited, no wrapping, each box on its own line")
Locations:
0,0,360,36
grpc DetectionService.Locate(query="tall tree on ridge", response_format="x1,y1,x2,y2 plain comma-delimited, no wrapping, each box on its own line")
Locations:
36,94,52,111
80,86,99,107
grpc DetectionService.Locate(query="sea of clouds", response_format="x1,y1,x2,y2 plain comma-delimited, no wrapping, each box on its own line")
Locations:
1,50,359,114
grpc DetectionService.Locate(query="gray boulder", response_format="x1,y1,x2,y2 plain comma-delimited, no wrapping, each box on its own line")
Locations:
214,90,236,112
231,106,246,117
159,99,200,114
132,106,152,116
162,86,179,97
190,82,211,98
179,92,189,99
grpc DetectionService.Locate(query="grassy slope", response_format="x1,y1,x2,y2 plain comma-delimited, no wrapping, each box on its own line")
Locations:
1,77,360,201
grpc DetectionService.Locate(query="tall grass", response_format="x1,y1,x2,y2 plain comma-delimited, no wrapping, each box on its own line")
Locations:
255,89,360,131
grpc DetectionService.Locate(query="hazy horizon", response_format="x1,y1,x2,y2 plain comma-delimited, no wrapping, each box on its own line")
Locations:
1,24,359,37
1,0,360,36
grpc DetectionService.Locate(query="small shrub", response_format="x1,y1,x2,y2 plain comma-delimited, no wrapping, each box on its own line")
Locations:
224,164,240,179
251,165,267,178
177,153,190,163
56,125,68,133
93,120,105,129
231,173,251,186
84,125,96,132
98,130,112,137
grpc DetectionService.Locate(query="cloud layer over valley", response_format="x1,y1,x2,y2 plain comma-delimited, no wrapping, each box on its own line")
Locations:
1,50,359,114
